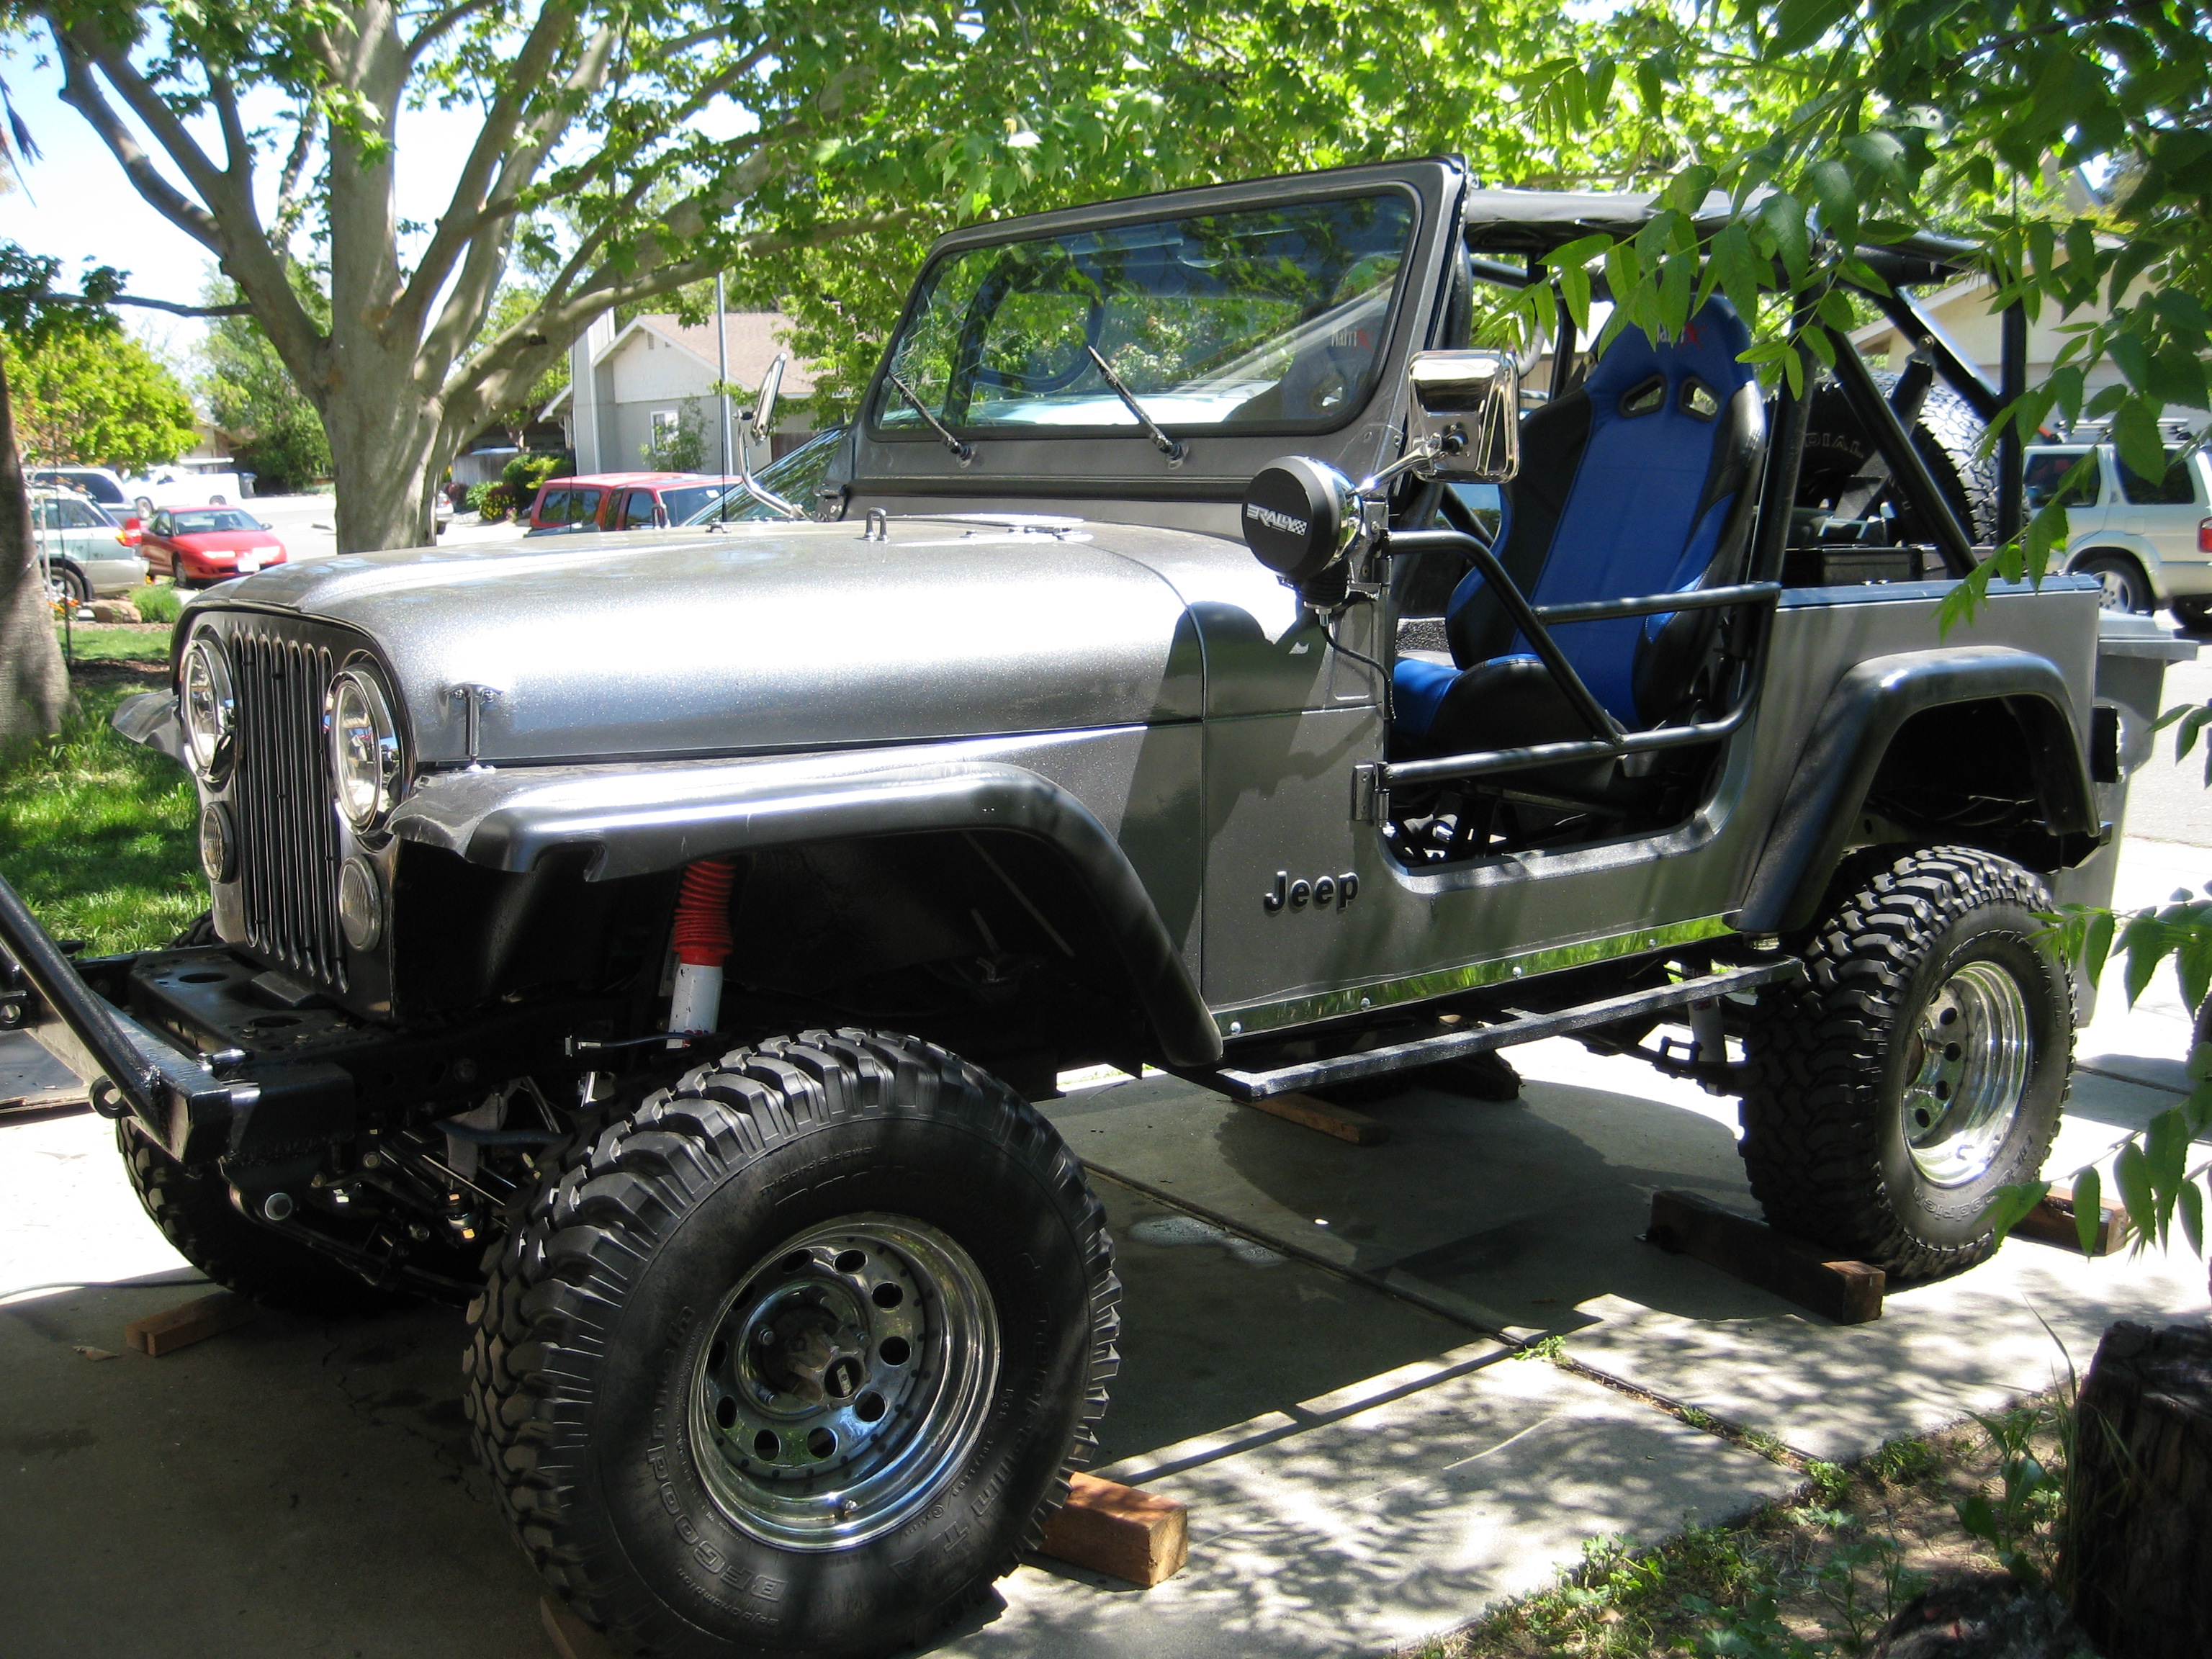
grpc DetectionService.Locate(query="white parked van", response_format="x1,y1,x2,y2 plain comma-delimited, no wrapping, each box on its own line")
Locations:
117,459,246,516
2026,440,2212,626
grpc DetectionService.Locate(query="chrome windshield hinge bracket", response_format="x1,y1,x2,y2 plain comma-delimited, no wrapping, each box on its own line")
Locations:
449,683,503,772
1352,763,1388,824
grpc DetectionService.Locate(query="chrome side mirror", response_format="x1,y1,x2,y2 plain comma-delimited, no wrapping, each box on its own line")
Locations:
737,354,804,520
753,354,785,441
1405,350,1519,482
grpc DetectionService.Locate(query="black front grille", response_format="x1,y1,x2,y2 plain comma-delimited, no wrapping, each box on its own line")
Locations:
225,621,349,991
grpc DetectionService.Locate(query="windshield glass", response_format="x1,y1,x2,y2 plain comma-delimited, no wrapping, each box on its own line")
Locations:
172,509,261,534
874,193,1416,438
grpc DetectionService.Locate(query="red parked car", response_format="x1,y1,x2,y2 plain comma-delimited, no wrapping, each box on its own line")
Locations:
139,505,290,586
525,472,742,536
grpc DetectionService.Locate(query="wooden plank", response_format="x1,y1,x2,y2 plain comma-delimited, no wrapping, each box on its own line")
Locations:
1646,1190,1885,1325
1038,1471,1190,1587
123,1291,257,1357
1242,1091,1388,1145
2013,1182,2129,1256
540,1596,619,1659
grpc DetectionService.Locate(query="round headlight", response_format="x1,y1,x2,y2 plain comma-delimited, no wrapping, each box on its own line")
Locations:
179,636,235,782
328,668,403,830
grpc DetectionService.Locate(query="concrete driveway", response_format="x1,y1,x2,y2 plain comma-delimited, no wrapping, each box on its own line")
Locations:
4,825,2206,1658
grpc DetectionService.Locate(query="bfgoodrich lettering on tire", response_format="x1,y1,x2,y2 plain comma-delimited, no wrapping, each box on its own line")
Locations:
1740,846,2072,1281
465,1028,1118,1659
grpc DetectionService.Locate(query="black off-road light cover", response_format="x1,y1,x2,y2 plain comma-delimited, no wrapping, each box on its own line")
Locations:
1241,456,1358,586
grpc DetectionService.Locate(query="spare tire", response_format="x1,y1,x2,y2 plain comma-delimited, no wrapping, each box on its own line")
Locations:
1797,371,1997,546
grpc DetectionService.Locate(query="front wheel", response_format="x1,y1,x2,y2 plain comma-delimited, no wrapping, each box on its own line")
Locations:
467,1029,1118,1659
1741,846,2073,1281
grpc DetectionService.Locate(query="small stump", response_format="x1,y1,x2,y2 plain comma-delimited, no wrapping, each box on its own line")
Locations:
2063,1320,2212,1659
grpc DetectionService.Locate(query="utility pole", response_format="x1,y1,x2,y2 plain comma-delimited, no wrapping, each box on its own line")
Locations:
714,272,734,521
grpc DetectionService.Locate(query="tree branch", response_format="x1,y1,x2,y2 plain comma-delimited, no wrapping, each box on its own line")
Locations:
405,0,500,63
99,293,257,318
388,1,595,343
271,104,322,246
46,23,222,252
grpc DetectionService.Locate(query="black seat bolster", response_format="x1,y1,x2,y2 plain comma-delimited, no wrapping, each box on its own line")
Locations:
1421,655,1601,757
1446,390,1593,669
1628,380,1770,724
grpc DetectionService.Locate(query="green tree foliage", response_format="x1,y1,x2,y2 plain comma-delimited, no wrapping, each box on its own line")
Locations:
643,396,707,471
1502,0,2210,622
0,243,127,742
197,274,331,491
24,0,1771,549
2,323,197,470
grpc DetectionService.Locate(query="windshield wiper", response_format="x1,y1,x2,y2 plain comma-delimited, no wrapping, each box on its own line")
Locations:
886,372,974,466
1085,345,1187,467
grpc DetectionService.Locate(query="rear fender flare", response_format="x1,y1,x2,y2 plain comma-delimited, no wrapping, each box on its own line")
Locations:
390,757,1222,1068
1735,647,2098,935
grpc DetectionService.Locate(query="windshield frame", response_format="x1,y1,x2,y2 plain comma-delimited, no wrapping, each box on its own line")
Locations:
863,181,1424,450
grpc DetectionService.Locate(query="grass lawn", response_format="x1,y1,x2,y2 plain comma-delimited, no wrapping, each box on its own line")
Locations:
51,618,176,665
0,648,202,954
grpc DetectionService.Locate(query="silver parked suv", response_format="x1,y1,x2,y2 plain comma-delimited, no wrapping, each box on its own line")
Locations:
2027,437,2212,626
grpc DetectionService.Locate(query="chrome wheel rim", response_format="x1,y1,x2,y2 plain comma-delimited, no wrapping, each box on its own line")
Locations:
689,1213,998,1551
1900,960,2033,1186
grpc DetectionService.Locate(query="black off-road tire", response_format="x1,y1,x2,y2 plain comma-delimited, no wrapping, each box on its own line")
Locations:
117,1123,408,1313
1740,846,2073,1281
1798,372,1998,546
465,1028,1119,1659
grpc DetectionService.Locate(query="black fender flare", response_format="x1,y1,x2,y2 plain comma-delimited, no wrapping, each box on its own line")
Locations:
1735,647,2099,935
390,757,1223,1068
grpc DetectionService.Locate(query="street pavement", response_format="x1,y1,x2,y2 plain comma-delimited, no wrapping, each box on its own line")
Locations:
243,491,527,567
2,624,2208,1658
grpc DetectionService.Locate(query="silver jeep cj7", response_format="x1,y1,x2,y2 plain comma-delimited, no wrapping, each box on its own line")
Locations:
0,159,2192,1658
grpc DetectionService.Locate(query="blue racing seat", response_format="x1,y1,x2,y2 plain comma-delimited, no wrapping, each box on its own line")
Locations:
1394,298,1766,757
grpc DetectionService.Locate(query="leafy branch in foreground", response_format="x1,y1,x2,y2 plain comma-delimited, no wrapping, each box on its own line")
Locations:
1985,698,2212,1264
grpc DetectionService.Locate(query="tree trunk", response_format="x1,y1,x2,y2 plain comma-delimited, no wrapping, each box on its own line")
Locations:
2063,1319,2212,1658
0,350,71,745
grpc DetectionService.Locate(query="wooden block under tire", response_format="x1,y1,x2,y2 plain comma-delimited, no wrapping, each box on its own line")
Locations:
1038,1471,1190,1586
1645,1190,1886,1325
2013,1182,2129,1256
1241,1091,1388,1145
541,1596,620,1659
122,1290,257,1357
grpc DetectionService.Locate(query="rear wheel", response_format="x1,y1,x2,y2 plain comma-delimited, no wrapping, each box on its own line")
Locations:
46,563,91,604
1740,847,2072,1280
2174,597,2212,633
2071,552,2154,613
467,1028,1118,1659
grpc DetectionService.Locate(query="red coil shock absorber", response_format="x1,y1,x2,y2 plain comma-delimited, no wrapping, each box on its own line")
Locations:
667,858,737,1039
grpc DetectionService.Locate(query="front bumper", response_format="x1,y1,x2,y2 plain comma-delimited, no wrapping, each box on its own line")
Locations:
0,873,588,1168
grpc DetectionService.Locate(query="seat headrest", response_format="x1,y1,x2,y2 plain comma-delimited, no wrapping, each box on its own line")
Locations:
1582,299,1755,418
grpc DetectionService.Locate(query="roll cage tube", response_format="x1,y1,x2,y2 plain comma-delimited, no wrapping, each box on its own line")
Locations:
1457,201,2028,554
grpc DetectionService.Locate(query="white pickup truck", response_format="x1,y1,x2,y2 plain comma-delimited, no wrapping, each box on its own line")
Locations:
120,459,248,515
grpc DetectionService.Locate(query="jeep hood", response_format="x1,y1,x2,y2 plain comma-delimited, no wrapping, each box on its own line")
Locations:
213,518,1233,765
